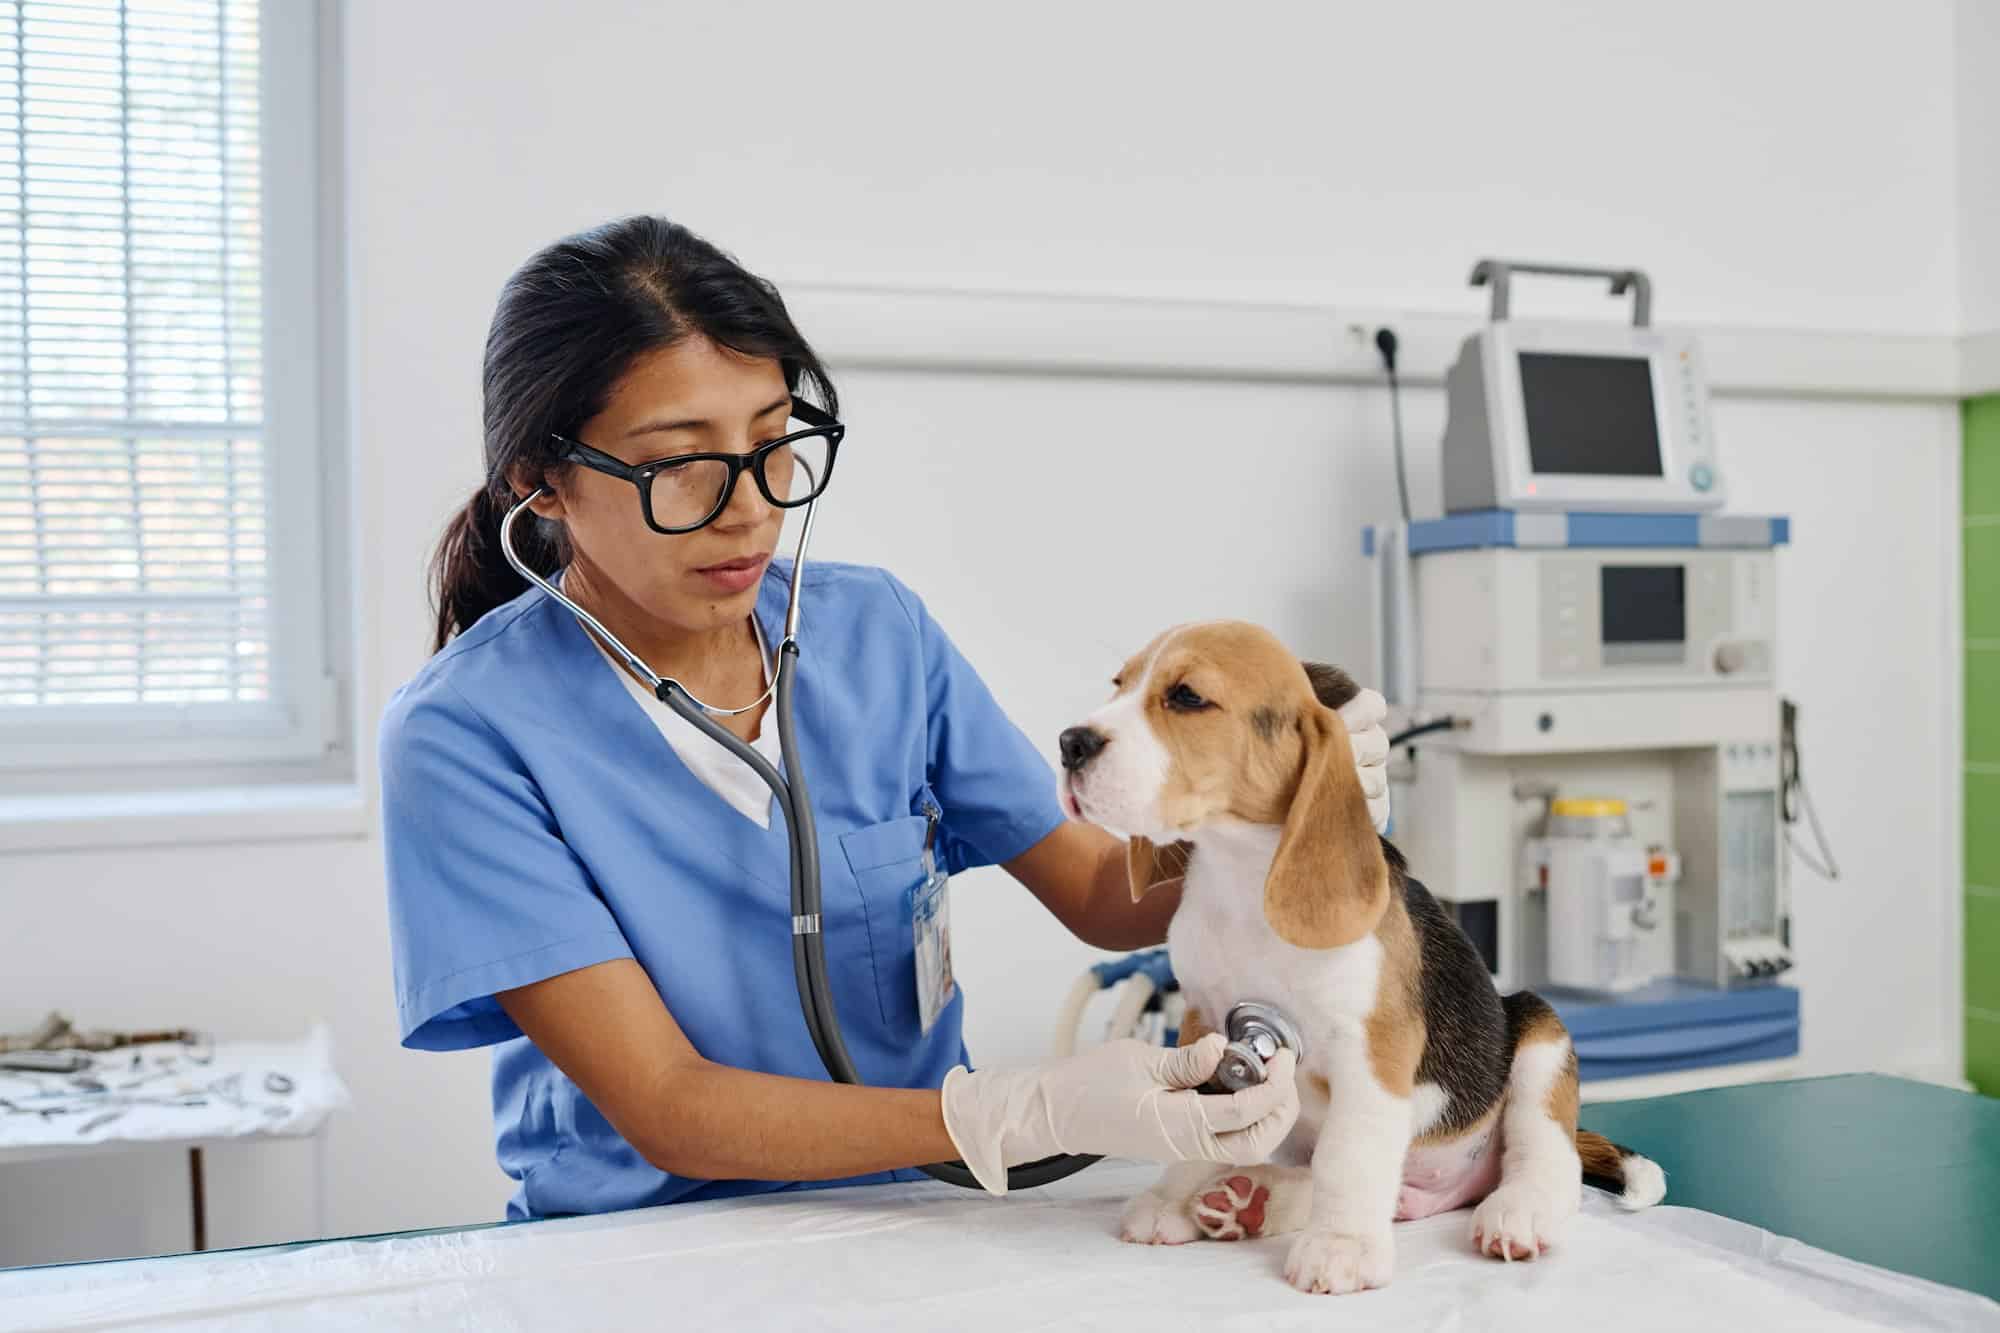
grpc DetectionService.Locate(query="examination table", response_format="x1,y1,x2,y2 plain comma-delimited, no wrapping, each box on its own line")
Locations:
2,1074,1994,1331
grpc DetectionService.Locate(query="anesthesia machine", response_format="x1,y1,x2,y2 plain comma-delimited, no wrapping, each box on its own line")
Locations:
1367,260,1803,1085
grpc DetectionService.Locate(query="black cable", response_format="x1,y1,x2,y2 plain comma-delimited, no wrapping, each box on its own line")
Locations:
1389,716,1457,748
1779,697,1840,880
1376,328,1411,523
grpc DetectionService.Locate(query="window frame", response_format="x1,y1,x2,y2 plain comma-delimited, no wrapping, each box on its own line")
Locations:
0,0,344,783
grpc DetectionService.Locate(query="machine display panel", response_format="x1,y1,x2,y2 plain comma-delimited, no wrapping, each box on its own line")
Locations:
1520,352,1664,477
1601,564,1685,664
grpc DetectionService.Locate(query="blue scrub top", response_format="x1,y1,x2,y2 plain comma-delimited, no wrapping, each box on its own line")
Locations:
379,560,1066,1219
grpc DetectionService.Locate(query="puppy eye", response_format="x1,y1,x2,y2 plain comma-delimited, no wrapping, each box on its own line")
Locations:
1165,682,1211,711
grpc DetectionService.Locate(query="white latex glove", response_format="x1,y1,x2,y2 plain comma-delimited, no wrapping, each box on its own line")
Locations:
1340,686,1392,833
940,1034,1299,1196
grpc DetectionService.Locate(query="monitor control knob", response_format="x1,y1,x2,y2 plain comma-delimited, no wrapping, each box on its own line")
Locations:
1714,641,1748,674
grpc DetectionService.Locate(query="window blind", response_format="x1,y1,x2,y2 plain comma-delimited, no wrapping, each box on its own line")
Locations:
0,0,265,712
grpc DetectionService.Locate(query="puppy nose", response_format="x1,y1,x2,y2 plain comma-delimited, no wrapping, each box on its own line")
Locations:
1059,726,1108,772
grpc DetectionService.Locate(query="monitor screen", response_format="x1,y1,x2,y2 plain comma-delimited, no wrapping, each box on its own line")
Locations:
1600,564,1686,665
1519,352,1663,477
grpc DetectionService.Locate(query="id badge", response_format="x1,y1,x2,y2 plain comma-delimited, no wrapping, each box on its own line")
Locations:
911,804,956,1033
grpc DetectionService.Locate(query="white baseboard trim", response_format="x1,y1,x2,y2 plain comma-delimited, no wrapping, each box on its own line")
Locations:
789,282,1992,401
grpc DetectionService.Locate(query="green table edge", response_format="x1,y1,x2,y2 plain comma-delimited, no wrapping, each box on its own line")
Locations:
1581,1072,2000,1301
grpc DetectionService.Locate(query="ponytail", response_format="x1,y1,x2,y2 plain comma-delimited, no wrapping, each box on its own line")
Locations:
428,485,564,653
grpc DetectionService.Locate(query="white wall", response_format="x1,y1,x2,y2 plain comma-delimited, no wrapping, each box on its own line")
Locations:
1958,0,2000,333
0,0,1974,1265
354,0,1963,333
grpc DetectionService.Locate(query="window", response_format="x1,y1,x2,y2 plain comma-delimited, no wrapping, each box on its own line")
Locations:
0,0,336,779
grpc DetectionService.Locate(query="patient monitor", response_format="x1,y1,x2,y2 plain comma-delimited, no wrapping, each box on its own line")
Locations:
1368,260,1798,1087
1440,260,1724,515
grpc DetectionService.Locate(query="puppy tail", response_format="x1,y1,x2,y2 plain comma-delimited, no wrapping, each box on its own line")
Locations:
1576,1129,1667,1209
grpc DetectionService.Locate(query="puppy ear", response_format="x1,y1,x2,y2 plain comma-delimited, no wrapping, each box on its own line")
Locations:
1127,835,1193,902
1263,704,1390,948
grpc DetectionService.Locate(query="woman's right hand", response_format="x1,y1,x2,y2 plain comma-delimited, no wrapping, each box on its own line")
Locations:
940,1034,1299,1194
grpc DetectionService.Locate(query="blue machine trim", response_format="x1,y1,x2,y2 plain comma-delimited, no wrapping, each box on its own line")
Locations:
1547,978,1798,1033
1090,947,1178,991
1548,981,1800,1082
1564,512,1700,547
1404,510,1516,554
1361,527,1375,558
1405,510,1790,554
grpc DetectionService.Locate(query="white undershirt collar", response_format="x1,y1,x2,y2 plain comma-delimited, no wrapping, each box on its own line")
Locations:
563,575,781,828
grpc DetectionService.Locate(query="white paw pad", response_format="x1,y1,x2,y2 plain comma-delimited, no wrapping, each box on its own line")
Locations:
1119,1192,1200,1246
1192,1174,1272,1241
1470,1181,1575,1261
1283,1229,1393,1295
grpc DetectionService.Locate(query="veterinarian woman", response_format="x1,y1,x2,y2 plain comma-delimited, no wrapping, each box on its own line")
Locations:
380,215,1391,1220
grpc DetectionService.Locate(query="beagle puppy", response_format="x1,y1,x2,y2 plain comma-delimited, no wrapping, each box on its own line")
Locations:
1059,622,1664,1296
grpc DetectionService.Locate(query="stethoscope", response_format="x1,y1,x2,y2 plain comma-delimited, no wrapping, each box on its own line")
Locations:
497,468,1101,1191
497,457,1304,1191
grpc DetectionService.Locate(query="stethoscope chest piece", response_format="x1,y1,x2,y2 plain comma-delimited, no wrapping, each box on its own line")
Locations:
1207,1001,1306,1092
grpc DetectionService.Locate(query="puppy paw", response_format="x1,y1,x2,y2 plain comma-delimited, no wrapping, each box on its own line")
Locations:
1192,1174,1271,1241
1469,1180,1578,1261
1119,1192,1200,1246
1282,1228,1393,1295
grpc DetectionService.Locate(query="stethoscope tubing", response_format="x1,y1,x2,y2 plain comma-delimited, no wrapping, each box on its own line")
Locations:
496,485,1094,1192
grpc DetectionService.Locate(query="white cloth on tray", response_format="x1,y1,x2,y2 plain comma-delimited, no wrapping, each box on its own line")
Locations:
0,1025,348,1152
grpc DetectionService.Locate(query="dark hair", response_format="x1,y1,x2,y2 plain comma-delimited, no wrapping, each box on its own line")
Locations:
429,215,839,651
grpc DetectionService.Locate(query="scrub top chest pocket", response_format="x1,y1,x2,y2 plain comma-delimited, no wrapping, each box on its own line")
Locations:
839,803,953,1040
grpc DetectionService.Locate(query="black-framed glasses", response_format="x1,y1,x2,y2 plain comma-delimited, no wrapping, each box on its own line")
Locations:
551,400,845,535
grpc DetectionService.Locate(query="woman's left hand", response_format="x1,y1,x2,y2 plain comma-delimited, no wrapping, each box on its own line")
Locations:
1339,686,1391,833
